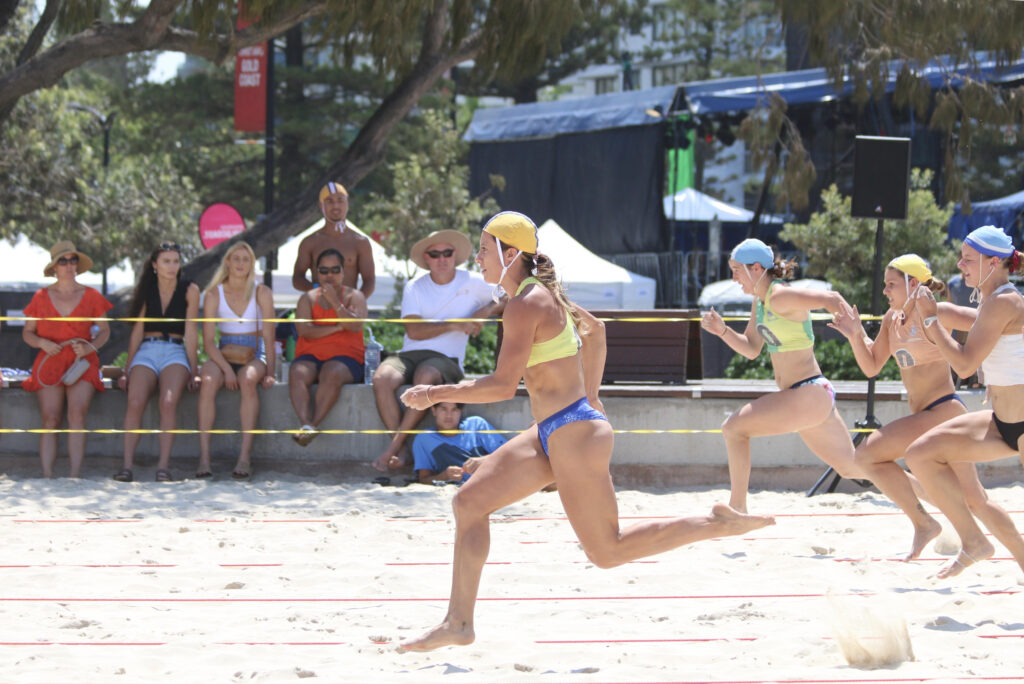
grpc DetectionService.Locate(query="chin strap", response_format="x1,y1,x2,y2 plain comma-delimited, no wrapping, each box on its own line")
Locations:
492,237,521,304
743,265,769,298
970,255,995,304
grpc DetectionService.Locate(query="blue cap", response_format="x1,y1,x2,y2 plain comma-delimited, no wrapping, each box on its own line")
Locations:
730,239,774,268
964,225,1014,258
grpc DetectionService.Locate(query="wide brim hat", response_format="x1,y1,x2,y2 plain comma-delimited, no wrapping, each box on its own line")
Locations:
44,240,93,278
410,230,472,269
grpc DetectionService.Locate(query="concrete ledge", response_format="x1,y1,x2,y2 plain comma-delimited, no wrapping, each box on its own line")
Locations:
0,379,1019,486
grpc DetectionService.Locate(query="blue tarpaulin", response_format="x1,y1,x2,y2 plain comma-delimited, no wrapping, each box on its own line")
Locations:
948,189,1024,243
677,53,1024,114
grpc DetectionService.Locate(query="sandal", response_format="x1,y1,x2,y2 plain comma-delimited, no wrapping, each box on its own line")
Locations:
292,424,319,447
112,468,133,483
232,462,251,480
155,468,173,482
195,470,213,479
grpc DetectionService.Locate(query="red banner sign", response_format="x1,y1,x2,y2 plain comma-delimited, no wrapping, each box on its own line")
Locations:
233,2,266,132
199,203,246,249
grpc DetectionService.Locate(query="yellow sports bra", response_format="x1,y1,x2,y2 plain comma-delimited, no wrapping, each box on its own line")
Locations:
517,277,581,367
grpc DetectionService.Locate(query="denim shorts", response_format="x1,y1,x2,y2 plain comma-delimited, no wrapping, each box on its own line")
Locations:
129,339,190,375
220,334,266,371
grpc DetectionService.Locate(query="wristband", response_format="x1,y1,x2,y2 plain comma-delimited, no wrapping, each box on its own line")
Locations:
923,315,938,328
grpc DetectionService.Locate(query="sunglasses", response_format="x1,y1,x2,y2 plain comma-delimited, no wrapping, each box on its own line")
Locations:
159,242,182,252
318,266,342,275
56,255,79,266
425,248,455,259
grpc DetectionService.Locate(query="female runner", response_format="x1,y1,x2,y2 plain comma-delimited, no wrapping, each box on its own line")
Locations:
905,226,1024,578
397,212,774,651
830,254,1024,566
701,239,858,512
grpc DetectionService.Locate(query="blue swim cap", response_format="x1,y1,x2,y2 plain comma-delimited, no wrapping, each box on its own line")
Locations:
964,225,1014,258
730,239,774,268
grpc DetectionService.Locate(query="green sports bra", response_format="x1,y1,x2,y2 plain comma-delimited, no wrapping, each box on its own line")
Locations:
516,277,581,368
755,280,814,353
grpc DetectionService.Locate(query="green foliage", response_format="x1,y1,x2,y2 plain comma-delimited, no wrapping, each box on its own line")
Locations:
778,169,958,311
724,338,901,381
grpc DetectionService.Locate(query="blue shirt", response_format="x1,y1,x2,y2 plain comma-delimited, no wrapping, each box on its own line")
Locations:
412,415,507,479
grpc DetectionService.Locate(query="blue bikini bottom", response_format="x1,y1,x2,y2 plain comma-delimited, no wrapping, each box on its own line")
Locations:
537,396,608,457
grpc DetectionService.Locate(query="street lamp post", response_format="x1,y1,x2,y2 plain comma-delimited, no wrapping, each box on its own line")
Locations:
69,103,117,295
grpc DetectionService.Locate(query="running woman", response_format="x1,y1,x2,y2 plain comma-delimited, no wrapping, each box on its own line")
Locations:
701,239,858,512
396,212,774,651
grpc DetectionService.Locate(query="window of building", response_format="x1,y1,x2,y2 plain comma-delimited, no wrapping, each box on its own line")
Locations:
595,75,618,95
652,63,689,87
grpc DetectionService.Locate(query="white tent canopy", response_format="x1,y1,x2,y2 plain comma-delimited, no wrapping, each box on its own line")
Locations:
266,218,656,311
536,219,656,309
663,187,782,223
0,234,136,292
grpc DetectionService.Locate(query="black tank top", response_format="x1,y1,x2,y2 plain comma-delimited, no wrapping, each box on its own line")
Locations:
143,279,192,336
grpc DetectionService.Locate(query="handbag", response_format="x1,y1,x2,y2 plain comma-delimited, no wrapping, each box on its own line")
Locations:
38,338,96,387
221,343,255,365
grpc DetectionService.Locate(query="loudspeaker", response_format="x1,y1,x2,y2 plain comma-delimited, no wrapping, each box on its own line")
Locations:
851,136,911,220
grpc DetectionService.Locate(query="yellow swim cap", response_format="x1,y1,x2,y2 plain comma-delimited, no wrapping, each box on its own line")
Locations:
318,182,348,203
483,211,538,254
887,254,932,283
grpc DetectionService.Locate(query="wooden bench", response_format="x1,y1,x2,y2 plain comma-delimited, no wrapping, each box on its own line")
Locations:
498,309,701,385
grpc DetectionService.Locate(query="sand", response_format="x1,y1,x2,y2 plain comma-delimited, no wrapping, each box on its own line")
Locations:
1,466,1022,683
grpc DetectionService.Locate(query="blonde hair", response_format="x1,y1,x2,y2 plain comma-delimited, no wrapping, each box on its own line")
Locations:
205,241,256,302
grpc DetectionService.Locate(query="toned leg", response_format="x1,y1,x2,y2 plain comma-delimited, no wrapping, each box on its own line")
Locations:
953,462,1024,575
374,365,439,471
548,421,774,570
288,361,319,426
122,366,157,470
310,361,354,427
371,363,404,431
721,384,836,512
234,360,266,470
37,386,65,478
65,380,95,478
155,365,189,471
904,411,1014,578
197,360,224,474
399,426,555,652
854,403,965,559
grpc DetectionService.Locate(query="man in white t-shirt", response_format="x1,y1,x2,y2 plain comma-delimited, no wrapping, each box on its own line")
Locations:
371,229,502,471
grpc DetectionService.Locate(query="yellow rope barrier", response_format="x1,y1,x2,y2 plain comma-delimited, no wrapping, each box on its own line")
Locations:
0,427,878,436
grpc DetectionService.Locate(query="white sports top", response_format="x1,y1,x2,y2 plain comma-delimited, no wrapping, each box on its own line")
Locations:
980,283,1024,387
216,284,261,334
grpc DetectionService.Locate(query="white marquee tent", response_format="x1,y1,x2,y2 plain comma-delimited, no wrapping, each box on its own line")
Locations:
265,218,657,311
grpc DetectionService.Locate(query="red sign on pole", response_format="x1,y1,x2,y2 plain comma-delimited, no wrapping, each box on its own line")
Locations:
233,2,266,132
199,203,246,249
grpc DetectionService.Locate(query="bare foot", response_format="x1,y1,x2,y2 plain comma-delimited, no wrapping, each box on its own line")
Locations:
371,452,394,472
936,540,995,579
904,518,943,562
710,503,775,535
396,620,474,653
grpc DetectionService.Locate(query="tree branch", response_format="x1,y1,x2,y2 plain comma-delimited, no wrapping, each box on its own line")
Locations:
15,0,59,65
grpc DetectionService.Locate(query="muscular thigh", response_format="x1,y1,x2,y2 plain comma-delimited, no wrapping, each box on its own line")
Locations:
726,384,834,438
457,425,554,515
858,400,966,462
546,420,619,547
909,410,1015,465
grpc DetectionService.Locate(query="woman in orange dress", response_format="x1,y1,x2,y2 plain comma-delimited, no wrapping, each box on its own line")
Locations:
22,241,112,478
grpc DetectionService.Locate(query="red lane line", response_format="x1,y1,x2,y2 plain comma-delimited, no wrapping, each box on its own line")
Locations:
9,519,329,524
0,564,280,569
0,642,347,646
388,511,1024,523
537,637,759,644
12,520,142,523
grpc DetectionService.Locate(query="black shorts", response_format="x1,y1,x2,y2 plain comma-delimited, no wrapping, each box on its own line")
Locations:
292,354,364,383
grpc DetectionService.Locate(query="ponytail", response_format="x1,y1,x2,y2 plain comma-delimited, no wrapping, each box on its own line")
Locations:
520,252,581,328
766,256,798,280
1005,250,1022,274
923,276,947,299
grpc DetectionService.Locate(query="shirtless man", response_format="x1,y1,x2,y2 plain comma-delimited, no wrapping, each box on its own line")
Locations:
292,182,376,299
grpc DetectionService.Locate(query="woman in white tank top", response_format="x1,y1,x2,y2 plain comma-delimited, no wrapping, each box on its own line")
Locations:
905,226,1024,579
196,242,276,479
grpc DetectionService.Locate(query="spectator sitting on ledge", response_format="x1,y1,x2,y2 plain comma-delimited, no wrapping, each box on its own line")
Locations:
412,402,507,484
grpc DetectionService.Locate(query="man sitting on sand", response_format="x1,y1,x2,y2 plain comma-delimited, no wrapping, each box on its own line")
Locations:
412,402,506,484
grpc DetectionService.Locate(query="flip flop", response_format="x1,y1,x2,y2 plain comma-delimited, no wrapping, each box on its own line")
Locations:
232,463,251,480
155,469,173,482
112,468,133,483
195,471,213,479
292,425,319,447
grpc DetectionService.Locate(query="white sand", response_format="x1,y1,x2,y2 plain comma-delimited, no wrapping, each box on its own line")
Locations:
1,469,1023,683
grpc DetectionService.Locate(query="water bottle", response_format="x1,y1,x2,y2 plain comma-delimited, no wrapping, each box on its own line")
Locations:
364,329,382,385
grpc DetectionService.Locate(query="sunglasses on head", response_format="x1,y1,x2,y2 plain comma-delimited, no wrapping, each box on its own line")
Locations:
160,242,182,252
56,255,79,266
425,248,455,259
318,265,342,275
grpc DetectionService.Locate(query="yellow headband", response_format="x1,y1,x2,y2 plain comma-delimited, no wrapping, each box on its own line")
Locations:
483,211,538,254
318,182,348,203
887,254,932,283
